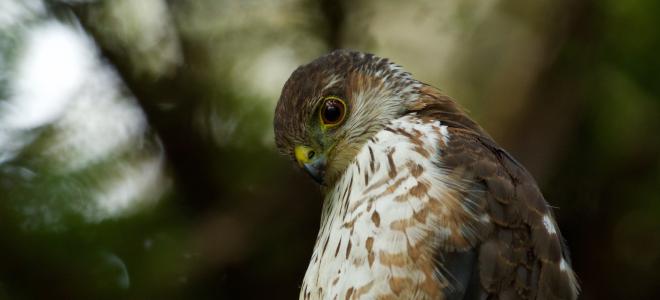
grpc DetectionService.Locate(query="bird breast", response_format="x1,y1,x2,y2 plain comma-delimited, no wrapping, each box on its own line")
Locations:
300,115,484,300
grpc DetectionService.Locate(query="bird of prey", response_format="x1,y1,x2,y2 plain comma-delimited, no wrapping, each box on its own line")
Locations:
273,50,579,300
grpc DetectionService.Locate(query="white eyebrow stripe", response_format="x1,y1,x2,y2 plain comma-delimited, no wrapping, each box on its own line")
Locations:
321,74,342,92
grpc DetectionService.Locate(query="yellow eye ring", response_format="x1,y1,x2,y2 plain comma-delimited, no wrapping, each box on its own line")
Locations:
319,96,347,129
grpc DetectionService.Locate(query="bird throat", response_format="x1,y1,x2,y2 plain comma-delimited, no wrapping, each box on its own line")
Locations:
299,115,472,300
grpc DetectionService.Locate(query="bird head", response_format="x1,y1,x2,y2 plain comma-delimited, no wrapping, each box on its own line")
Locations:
273,50,423,187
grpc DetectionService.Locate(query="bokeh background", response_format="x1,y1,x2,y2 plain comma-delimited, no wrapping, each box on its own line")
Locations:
0,0,659,299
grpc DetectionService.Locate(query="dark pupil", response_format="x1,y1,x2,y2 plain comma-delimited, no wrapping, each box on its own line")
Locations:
323,101,342,123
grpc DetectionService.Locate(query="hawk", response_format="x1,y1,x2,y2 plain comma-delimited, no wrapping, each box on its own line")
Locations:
273,50,579,300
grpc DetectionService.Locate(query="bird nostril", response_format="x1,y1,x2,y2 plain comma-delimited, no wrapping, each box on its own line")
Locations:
308,151,315,159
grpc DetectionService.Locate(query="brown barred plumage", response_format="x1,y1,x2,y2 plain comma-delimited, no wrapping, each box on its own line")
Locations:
274,50,579,299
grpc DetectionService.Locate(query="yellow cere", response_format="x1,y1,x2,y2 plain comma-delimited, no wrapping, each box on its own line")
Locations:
294,145,313,166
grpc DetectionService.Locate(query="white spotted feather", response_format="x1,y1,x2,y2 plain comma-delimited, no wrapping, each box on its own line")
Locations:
300,115,458,300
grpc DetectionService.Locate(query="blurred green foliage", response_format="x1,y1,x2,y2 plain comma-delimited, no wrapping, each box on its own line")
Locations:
0,0,658,299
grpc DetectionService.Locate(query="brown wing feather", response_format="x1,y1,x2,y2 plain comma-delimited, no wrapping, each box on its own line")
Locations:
413,86,579,299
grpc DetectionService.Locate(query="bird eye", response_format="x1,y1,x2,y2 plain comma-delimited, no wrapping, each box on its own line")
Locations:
319,97,346,128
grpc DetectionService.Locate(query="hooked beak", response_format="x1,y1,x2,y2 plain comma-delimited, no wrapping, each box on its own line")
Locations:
294,145,326,185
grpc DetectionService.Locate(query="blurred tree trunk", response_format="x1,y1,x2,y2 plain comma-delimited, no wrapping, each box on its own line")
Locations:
319,0,347,49
500,0,591,182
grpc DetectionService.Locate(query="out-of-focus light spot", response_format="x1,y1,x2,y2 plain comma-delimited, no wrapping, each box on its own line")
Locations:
1,18,168,228
100,251,131,290
242,46,300,101
209,113,238,146
0,130,35,163
143,238,153,250
3,21,95,129
347,1,496,83
84,152,168,222
103,0,182,78
1,165,36,180
0,0,45,29
46,71,147,172
20,202,66,232
231,46,302,148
